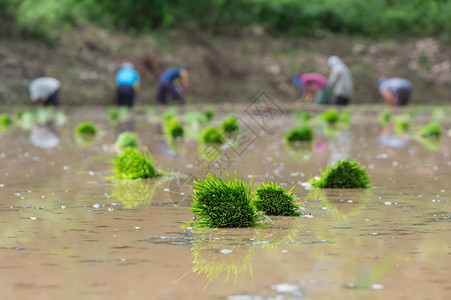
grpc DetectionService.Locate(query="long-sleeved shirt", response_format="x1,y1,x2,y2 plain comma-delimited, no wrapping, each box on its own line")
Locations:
29,77,61,102
379,78,412,93
328,63,353,98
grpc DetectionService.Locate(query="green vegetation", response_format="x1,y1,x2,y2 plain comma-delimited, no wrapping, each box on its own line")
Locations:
253,182,301,216
163,117,184,139
17,111,34,130
204,110,215,122
189,170,259,228
54,111,67,127
319,108,340,125
285,124,314,142
311,159,371,189
115,131,140,152
4,0,450,41
113,148,158,179
419,122,441,138
379,110,392,126
75,121,97,135
0,113,13,131
161,107,178,123
294,109,313,123
221,114,239,135
36,107,54,125
108,107,129,124
394,118,409,135
200,126,225,145
184,111,207,125
338,110,351,125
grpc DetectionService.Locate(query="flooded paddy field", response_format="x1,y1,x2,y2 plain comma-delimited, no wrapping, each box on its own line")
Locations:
0,105,450,300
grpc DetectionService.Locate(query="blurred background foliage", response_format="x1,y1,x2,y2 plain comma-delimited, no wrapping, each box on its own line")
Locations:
2,0,451,41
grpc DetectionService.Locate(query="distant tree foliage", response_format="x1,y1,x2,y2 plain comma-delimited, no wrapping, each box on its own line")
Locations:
2,0,451,40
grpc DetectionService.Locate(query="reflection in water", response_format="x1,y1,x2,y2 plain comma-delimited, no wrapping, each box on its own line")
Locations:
307,189,370,218
110,179,158,209
198,143,222,162
155,124,183,157
327,129,352,165
378,134,410,148
284,141,313,160
30,122,60,149
415,136,441,152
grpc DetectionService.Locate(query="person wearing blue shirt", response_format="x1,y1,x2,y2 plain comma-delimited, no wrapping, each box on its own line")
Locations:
156,65,189,105
115,63,140,107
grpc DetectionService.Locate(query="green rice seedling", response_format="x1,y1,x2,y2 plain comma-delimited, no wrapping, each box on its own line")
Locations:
294,109,313,122
163,117,184,139
115,131,140,153
108,107,120,124
221,114,239,135
0,113,13,131
338,110,351,125
36,107,54,125
189,170,259,228
310,158,371,189
394,118,409,135
75,121,97,145
15,110,24,122
200,126,225,144
161,107,178,123
54,111,67,127
419,121,441,138
204,110,215,121
319,108,340,125
184,111,207,125
113,148,158,179
253,182,302,216
198,143,222,162
379,110,392,126
285,124,314,142
432,107,444,121
18,111,35,130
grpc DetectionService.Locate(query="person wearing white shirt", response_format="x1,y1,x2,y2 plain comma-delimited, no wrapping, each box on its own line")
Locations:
28,77,61,106
327,56,353,105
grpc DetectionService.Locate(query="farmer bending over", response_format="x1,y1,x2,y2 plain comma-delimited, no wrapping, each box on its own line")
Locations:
156,65,189,105
293,73,328,104
378,77,412,106
27,77,61,106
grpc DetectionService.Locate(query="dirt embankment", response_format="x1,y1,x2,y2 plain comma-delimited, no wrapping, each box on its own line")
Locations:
1,22,450,106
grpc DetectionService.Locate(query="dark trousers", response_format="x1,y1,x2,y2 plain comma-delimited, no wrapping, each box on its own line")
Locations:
332,95,350,105
117,85,135,107
396,87,411,106
156,81,185,105
44,90,60,106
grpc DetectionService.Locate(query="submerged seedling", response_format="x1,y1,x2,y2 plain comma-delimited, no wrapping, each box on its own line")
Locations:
419,121,441,138
319,108,340,125
285,124,314,142
163,117,184,139
254,182,302,216
311,158,371,189
189,170,260,228
221,114,239,135
204,110,215,121
112,148,158,179
115,131,140,153
200,126,225,144
0,113,13,131
75,121,97,146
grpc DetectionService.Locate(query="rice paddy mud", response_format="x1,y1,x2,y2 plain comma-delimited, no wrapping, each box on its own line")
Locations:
0,105,450,299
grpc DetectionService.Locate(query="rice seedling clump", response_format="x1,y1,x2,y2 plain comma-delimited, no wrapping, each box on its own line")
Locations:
394,118,409,135
420,122,441,138
164,117,184,139
189,171,258,228
75,121,97,135
0,114,13,131
285,124,314,142
204,110,215,121
113,148,158,179
311,159,370,189
294,109,312,122
221,114,239,135
320,108,340,125
254,182,302,216
379,110,392,126
115,132,140,152
200,126,225,144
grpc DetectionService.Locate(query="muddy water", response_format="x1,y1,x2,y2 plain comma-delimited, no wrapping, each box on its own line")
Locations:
0,106,450,300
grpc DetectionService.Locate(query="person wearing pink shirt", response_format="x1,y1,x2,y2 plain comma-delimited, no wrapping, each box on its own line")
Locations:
293,73,328,104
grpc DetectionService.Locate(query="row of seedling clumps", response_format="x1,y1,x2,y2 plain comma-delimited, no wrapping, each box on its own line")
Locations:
0,107,67,131
285,108,351,142
188,158,370,228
